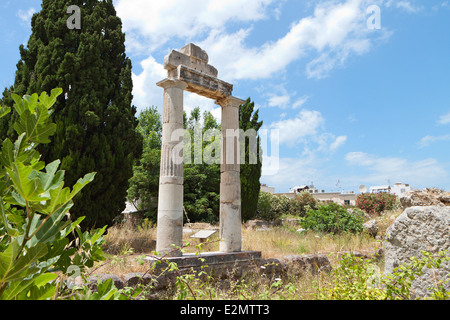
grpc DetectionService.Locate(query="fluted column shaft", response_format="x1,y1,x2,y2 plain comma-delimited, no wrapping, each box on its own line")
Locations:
156,79,187,257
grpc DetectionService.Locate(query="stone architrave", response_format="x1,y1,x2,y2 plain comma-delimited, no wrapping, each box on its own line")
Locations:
156,43,245,256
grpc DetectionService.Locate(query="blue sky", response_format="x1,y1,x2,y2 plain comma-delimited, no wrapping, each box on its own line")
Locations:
1,0,449,193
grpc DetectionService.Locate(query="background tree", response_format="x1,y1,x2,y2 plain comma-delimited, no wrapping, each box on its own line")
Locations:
127,106,162,222
183,107,221,223
239,98,263,222
0,0,142,229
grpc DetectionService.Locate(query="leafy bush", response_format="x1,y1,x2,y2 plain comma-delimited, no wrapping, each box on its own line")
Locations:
356,192,398,215
300,203,364,234
256,192,290,221
319,250,450,300
318,254,385,300
288,192,318,217
0,90,107,300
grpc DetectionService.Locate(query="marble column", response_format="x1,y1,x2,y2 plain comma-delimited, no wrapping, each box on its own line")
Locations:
156,79,187,257
216,96,244,253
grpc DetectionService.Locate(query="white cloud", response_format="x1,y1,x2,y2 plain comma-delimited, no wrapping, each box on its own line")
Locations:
115,0,275,54
261,155,323,192
268,109,347,154
269,109,324,146
292,96,309,109
419,134,450,148
132,56,166,113
122,0,392,110
184,92,219,121
330,135,348,152
345,151,448,187
201,0,383,81
438,112,450,125
17,8,35,22
396,1,422,13
268,94,290,108
385,0,423,13
122,0,390,83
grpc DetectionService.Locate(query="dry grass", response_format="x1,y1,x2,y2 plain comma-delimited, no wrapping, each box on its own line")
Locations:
242,226,380,264
103,220,157,255
96,209,401,277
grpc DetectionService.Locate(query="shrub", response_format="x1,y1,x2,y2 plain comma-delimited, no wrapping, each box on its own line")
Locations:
300,203,364,234
318,254,385,300
319,250,450,300
0,90,106,300
356,192,398,215
289,192,318,217
256,192,290,221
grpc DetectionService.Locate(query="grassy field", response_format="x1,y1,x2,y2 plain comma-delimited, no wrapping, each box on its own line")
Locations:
86,208,405,300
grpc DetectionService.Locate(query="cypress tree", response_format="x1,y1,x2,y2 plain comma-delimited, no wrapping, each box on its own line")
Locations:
2,0,142,229
239,98,263,222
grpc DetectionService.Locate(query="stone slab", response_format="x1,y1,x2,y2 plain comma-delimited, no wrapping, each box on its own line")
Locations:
145,251,261,270
190,229,218,239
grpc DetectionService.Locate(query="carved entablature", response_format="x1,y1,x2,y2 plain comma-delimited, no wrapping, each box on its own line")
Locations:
163,43,234,100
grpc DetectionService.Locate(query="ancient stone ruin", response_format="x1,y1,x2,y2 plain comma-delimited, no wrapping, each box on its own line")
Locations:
384,206,450,298
155,43,245,257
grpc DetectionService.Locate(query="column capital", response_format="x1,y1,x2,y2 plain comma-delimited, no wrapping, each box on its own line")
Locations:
157,78,188,90
215,96,246,108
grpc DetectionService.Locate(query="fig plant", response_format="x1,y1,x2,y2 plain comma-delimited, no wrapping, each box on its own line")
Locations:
0,89,106,299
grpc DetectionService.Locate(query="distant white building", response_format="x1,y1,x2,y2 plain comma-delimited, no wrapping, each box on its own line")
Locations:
391,183,412,197
290,183,319,194
285,183,355,205
369,185,391,194
369,183,412,197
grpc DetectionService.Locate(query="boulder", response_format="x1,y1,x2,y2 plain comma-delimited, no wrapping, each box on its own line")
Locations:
363,219,378,237
282,254,332,274
384,206,450,298
400,188,450,208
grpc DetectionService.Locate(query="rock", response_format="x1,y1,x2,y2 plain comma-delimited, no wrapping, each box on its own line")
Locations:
123,272,153,287
257,254,332,278
438,194,450,204
363,219,378,237
245,219,273,230
87,273,125,290
282,254,332,274
296,228,307,233
400,188,450,208
258,258,288,276
384,206,450,298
